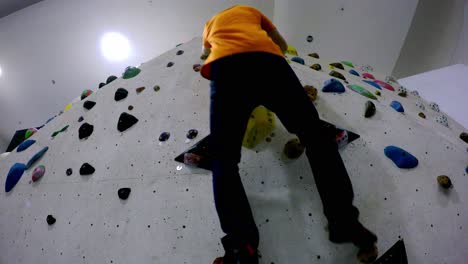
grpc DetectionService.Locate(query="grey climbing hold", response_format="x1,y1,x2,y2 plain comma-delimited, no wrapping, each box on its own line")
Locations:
283,138,305,159
429,102,440,112
118,188,131,200
460,132,468,143
435,115,449,127
415,101,425,111
410,90,420,97
79,163,95,175
364,101,376,118
159,132,170,142
115,88,128,101
83,101,96,110
66,168,72,176
46,215,56,225
186,129,198,139
437,175,452,189
79,123,94,140
117,112,139,132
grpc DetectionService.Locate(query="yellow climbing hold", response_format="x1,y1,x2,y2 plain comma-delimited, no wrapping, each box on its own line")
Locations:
64,103,73,112
242,106,276,149
286,45,298,56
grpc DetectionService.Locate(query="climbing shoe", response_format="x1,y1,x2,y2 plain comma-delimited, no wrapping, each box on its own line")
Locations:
212,244,258,264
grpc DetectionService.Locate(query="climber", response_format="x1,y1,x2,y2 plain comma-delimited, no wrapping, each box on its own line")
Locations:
200,5,378,264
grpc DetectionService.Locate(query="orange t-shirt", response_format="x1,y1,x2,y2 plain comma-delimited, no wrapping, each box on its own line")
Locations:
201,5,284,79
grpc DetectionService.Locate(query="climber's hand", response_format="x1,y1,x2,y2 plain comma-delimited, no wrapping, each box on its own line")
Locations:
201,46,211,60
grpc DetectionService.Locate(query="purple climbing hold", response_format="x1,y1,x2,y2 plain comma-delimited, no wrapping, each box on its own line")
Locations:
5,163,27,192
390,101,404,113
32,165,46,182
79,163,95,175
384,146,418,169
79,123,94,140
117,112,139,132
159,132,170,142
83,101,96,110
322,79,345,93
26,147,49,170
291,57,305,65
17,139,36,152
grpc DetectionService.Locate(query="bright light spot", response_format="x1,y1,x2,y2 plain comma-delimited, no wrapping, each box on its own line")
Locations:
0,66,2,77
100,32,131,61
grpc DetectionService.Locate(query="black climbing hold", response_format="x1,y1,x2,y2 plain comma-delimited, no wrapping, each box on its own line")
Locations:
364,101,376,118
117,112,139,132
106,75,117,84
306,35,313,43
460,132,468,144
330,63,344,70
136,87,145,94
78,123,94,140
46,215,56,225
329,70,346,81
79,163,95,175
115,88,128,101
83,101,96,110
78,116,84,122
118,188,131,200
284,138,305,159
153,85,160,92
176,50,184,55
159,132,170,142
99,82,106,89
310,64,322,71
372,240,407,264
308,53,320,59
167,62,174,67
128,105,134,111
186,129,198,139
66,168,72,176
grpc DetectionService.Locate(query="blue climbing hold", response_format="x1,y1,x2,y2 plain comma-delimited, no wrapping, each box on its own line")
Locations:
26,147,49,170
291,57,305,65
362,80,382,90
5,163,27,192
322,79,345,93
17,140,36,152
349,69,360,77
390,101,404,112
384,146,418,169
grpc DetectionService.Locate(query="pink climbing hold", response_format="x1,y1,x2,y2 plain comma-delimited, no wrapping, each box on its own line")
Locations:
374,80,395,91
362,73,375,80
32,165,46,182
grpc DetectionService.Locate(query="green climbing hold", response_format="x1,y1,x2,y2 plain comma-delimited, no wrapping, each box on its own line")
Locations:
308,53,319,59
347,85,377,100
153,85,160,92
364,101,376,118
310,64,322,71
122,66,141,79
330,63,344,70
51,131,60,137
329,71,346,81
59,125,69,133
81,89,93,100
25,128,38,139
342,61,354,68
418,112,426,119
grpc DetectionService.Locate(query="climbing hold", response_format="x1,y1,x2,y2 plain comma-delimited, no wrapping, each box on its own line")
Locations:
329,70,346,81
136,87,145,94
114,88,128,101
330,63,344,70
78,123,94,140
64,103,73,112
460,132,468,143
83,101,96,110
347,85,378,100
122,66,141,79
435,115,449,127
373,80,395,91
322,79,345,93
385,76,398,84
193,64,201,72
81,90,93,100
46,215,56,225
306,35,313,42
99,82,106,89
79,163,95,175
286,45,298,56
415,101,425,111
159,132,170,142
364,101,376,118
26,147,48,170
342,61,354,68
284,138,305,159
362,73,375,80
153,85,160,92
176,50,184,55
25,128,38,139
304,85,318,101
410,90,420,97
437,175,452,189
118,188,131,200
349,69,360,77
466,166,468,174
176,43,183,47
291,57,305,65
397,87,407,97
5,163,27,192
384,146,418,169
390,101,404,112
66,168,72,176
167,62,174,67
362,80,382,90
175,135,213,170
429,102,440,112
32,165,46,182
17,140,36,152
361,64,374,72
59,125,69,133
128,105,134,111
117,112,139,132
418,112,426,119
310,64,322,71
375,91,381,96
106,75,117,84
186,129,198,140
78,116,84,122
308,53,319,59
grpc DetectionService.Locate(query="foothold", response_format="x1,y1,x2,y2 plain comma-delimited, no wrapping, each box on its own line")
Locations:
410,90,420,97
5,163,27,192
291,57,305,65
375,91,381,96
415,101,425,111
304,85,318,101
83,101,96,110
176,50,184,55
361,65,374,72
176,43,183,47
128,105,134,111
17,139,36,152
66,168,73,176
79,163,95,175
329,70,346,81
78,116,84,122
342,61,354,68
186,129,198,140
397,86,407,97
26,147,49,170
122,66,141,79
81,90,93,100
390,101,404,113
118,188,131,200
136,87,145,94
79,123,94,140
106,75,118,84
460,132,468,143
114,88,128,101
117,112,139,132
384,146,418,169
437,175,452,189
330,63,344,70
99,82,106,88
25,128,38,139
418,112,426,119
46,215,56,225
374,80,395,91
153,85,161,92
347,85,378,100
306,35,313,42
349,69,360,76
59,125,69,133
322,79,345,93
167,62,174,67
364,101,376,118
193,64,201,72
32,165,46,182
310,64,322,71
284,138,305,159
362,73,375,80
429,102,440,112
385,75,398,84
159,132,171,142
308,53,319,59
362,80,381,90
435,114,449,127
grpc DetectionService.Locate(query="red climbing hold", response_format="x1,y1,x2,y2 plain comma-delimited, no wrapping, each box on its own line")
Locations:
362,73,375,80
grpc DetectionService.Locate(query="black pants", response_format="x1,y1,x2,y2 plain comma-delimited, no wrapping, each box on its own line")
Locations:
209,52,359,250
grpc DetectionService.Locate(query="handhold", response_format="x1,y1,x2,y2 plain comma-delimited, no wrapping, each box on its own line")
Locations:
26,147,49,170
362,73,375,79
435,115,449,127
415,101,425,110
362,80,382,90
128,105,134,111
106,75,117,84
117,112,139,132
398,88,407,97
390,101,404,112
322,79,345,93
308,53,319,59
81,89,93,100
153,85,161,92
460,132,468,143
136,87,145,94
429,102,440,112
176,43,183,47
286,45,298,56
385,76,398,84
5,163,27,192
375,91,381,96
176,50,184,55
167,62,174,67
99,82,106,88
79,123,94,140
329,70,346,81
306,35,313,42
32,165,46,182
310,64,322,71
193,64,201,72
186,129,198,139
83,101,96,110
114,88,128,101
159,132,170,142
384,146,418,168
291,57,305,65
304,85,318,101
283,138,305,159
347,85,378,100
418,112,426,119
59,125,69,133
78,116,84,122
349,69,360,77
122,66,141,79
64,103,73,112
118,188,131,200
79,163,95,175
341,61,354,68
66,168,72,176
437,175,452,189
25,128,38,139
373,80,395,91
46,215,56,225
330,63,344,70
364,101,376,118
17,139,36,152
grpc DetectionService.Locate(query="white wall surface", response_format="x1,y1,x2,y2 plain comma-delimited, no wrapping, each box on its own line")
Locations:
0,0,273,147
273,0,419,75
399,64,468,129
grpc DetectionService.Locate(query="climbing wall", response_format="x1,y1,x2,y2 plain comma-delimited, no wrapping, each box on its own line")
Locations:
1,38,467,264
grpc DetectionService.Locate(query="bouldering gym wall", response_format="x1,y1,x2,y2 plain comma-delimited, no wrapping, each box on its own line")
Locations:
1,1,468,264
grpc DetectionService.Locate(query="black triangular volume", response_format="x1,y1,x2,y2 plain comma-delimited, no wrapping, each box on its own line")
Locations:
373,240,408,264
115,88,128,101
83,101,96,110
175,135,213,171
117,112,139,132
